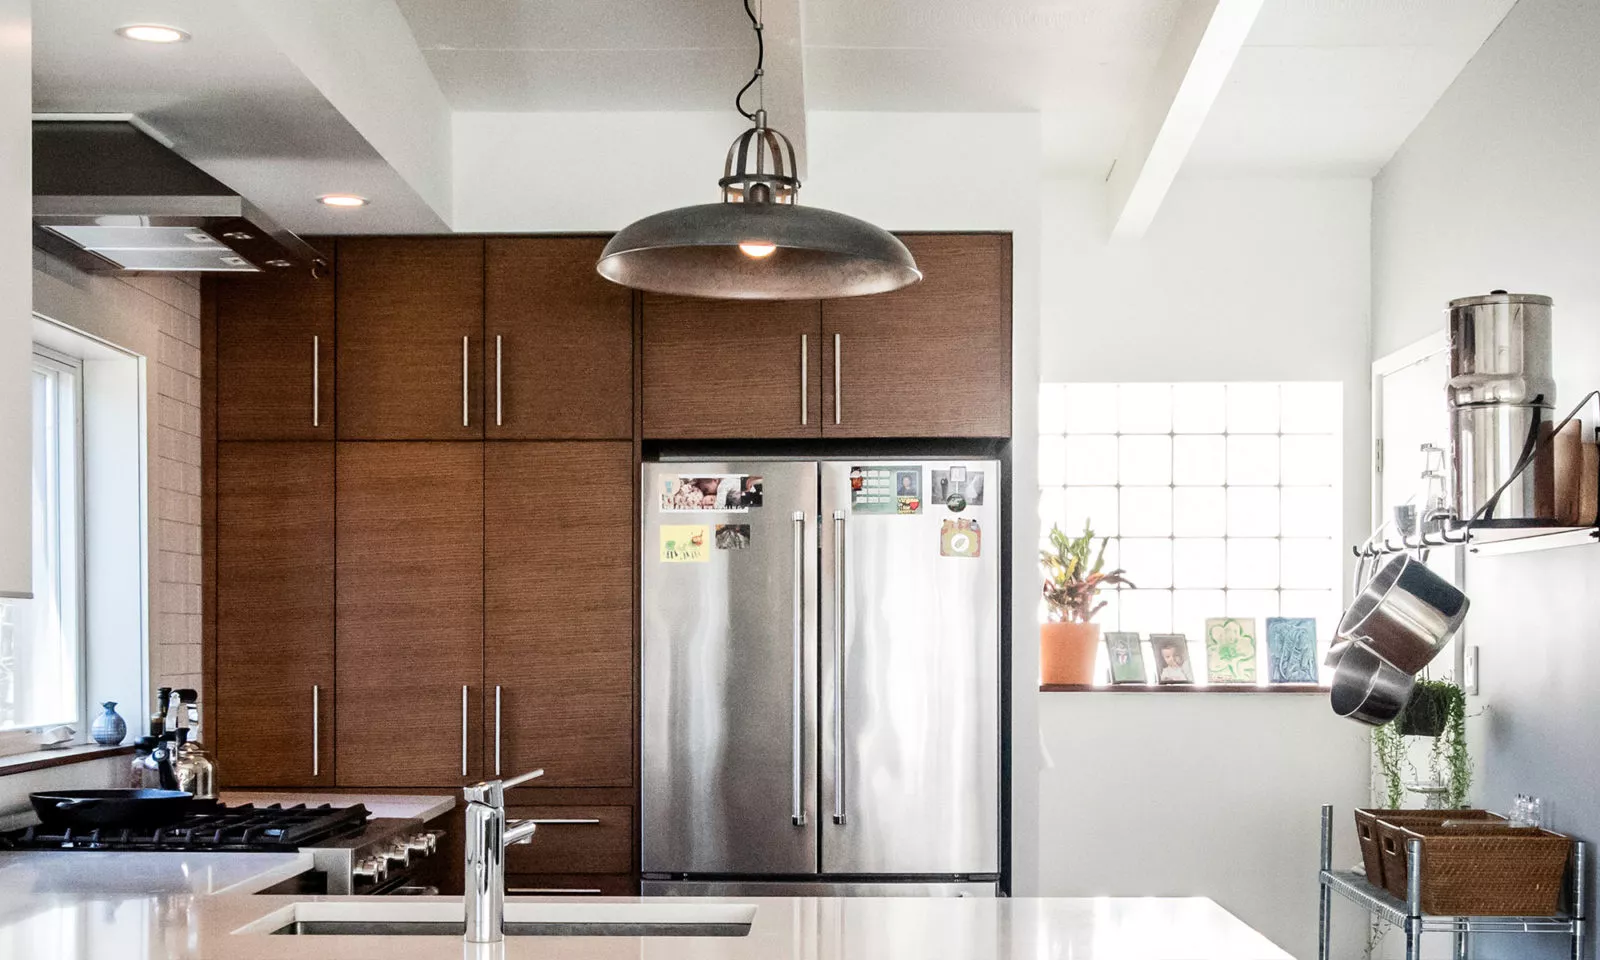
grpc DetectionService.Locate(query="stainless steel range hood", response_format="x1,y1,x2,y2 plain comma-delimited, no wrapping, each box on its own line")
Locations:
33,119,328,275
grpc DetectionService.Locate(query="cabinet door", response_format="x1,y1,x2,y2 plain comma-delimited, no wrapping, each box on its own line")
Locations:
642,296,821,438
215,264,335,440
822,234,1011,437
216,443,334,786
485,238,633,439
337,238,485,440
337,442,484,786
485,442,634,786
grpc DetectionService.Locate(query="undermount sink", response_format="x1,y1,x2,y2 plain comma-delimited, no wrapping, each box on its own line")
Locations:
236,900,756,938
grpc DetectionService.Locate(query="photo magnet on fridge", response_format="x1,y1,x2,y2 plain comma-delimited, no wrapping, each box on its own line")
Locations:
930,468,984,506
659,525,710,562
660,475,763,512
851,465,923,514
714,524,751,550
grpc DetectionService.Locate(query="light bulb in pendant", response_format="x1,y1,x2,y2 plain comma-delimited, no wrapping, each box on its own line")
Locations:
739,241,777,259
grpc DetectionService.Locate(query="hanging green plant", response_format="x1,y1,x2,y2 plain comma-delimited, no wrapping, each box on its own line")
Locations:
1371,679,1472,809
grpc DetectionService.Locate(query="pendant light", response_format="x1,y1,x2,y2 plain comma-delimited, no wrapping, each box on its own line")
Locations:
596,1,920,300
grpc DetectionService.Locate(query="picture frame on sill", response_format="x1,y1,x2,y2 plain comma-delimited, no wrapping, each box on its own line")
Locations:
1104,631,1146,684
1205,617,1258,684
1151,634,1194,684
1265,617,1319,683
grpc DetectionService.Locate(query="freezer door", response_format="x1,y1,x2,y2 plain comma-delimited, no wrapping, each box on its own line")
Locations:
819,460,1000,875
642,461,820,875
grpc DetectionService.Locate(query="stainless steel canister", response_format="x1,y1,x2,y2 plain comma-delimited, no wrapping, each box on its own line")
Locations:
1447,292,1556,523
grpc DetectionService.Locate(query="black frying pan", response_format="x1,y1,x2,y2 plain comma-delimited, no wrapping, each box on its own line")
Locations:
30,789,194,829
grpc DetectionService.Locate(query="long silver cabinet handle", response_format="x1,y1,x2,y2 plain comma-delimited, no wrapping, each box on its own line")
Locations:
791,510,806,826
833,333,842,425
832,509,846,825
461,685,469,777
311,335,320,427
514,819,602,826
800,334,808,426
495,335,503,427
508,888,603,896
462,336,470,427
312,685,320,777
494,685,502,776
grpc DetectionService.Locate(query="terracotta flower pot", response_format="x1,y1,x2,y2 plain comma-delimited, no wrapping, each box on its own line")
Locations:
1040,621,1101,685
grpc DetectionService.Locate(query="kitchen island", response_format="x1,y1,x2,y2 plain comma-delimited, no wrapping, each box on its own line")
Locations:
0,849,1291,960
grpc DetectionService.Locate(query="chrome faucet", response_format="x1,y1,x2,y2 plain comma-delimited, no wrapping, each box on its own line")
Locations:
463,767,544,944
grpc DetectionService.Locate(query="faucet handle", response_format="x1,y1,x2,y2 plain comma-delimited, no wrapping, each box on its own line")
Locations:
463,768,545,807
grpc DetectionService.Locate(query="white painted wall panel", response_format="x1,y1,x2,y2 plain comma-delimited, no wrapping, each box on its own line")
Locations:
0,0,28,597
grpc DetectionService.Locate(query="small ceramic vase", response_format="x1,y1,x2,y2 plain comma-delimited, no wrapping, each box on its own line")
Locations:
91,701,128,746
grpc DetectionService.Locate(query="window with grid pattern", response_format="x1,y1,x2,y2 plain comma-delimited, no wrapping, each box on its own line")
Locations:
1038,382,1342,686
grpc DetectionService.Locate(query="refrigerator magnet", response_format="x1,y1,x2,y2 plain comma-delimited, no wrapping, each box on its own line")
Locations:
660,525,710,562
850,465,923,514
714,524,751,550
940,519,981,558
930,467,984,506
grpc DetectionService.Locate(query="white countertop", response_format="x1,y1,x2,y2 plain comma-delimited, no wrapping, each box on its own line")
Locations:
217,792,456,822
0,846,1292,960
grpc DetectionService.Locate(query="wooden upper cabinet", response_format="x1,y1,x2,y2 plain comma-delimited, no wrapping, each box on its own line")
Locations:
336,238,485,440
642,296,821,438
485,238,633,439
336,442,484,787
485,442,634,786
214,259,336,440
822,234,1012,438
215,442,334,787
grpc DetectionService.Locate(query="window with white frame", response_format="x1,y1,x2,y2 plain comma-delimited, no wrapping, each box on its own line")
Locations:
1038,382,1342,685
1,348,85,731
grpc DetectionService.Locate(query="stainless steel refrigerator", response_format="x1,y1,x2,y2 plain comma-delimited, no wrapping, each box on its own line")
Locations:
640,459,1001,897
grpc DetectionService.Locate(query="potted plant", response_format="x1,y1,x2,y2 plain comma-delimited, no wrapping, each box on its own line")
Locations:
1039,520,1133,685
1372,679,1472,809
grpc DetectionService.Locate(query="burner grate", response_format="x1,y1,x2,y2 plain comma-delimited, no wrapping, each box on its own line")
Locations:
0,803,371,852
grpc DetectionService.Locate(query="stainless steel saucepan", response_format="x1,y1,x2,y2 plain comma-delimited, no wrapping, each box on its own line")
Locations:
1337,551,1469,675
1327,640,1416,726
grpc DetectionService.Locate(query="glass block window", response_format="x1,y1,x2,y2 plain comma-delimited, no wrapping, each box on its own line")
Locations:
1039,382,1342,686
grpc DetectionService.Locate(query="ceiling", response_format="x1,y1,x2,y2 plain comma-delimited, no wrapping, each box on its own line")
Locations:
30,0,1522,232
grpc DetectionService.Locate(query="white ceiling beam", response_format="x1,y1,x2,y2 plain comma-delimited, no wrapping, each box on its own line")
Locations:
1106,0,1264,240
756,0,808,180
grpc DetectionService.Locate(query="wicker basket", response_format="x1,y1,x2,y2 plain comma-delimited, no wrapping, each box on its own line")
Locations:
1354,809,1500,890
1378,822,1572,916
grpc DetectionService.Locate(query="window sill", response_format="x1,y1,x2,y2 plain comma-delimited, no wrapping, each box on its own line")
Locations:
0,742,135,778
1040,683,1329,694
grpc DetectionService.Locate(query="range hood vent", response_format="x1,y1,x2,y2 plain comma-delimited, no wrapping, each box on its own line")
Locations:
33,119,327,275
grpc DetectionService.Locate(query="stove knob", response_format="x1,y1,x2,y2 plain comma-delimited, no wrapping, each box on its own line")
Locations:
352,857,388,885
405,834,435,857
382,842,411,869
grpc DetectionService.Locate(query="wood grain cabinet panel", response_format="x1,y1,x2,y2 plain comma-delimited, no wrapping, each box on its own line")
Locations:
485,238,633,439
336,442,484,786
215,262,335,440
503,805,633,874
336,238,485,440
215,443,334,786
822,234,1011,437
642,296,821,438
485,443,634,786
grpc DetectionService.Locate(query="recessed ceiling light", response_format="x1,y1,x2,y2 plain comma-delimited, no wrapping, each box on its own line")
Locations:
116,24,190,44
318,194,369,208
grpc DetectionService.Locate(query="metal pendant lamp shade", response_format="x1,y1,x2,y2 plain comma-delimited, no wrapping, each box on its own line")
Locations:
596,4,919,301
597,199,921,301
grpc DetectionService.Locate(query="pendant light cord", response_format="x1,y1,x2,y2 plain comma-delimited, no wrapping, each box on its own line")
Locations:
735,0,764,122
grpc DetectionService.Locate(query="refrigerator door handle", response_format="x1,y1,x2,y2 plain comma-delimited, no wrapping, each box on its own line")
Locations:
791,510,807,826
831,508,846,826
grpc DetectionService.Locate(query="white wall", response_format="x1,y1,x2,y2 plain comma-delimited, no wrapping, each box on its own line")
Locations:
1372,0,1600,954
1035,175,1375,960
455,110,1046,896
0,0,29,597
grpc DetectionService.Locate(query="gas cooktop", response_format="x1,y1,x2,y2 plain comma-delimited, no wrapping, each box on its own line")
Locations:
0,802,371,852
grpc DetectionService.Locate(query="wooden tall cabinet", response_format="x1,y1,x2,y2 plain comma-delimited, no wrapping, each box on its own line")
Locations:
215,259,335,440
485,443,635,785
485,238,634,439
336,238,486,440
215,443,335,786
821,233,1011,437
641,296,822,438
335,442,485,787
